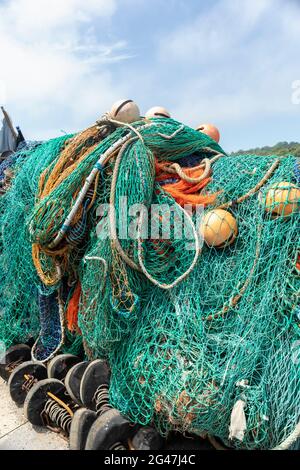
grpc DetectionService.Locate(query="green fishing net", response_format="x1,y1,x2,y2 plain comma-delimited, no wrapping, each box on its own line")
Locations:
79,145,299,449
0,117,299,449
0,136,70,346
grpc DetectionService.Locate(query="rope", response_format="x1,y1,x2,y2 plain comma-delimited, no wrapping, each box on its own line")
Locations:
155,125,185,140
272,423,300,450
109,137,142,273
47,123,153,249
108,136,202,289
137,201,201,290
164,158,211,183
105,116,145,143
47,392,74,417
217,159,280,209
203,221,262,321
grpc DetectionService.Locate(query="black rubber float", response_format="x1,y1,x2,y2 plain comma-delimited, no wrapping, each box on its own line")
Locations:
8,360,47,405
0,344,31,381
65,361,90,405
85,408,139,450
80,359,110,411
24,379,70,425
130,426,164,450
47,354,81,381
69,408,97,450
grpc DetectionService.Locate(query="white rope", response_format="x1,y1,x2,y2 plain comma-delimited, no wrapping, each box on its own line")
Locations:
137,201,201,290
272,423,300,450
47,123,153,249
106,116,144,143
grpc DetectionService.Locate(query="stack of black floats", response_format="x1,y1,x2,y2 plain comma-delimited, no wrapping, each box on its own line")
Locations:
0,344,217,451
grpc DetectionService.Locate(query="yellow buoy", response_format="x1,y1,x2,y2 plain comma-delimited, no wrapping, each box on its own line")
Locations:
109,99,140,124
264,182,300,218
199,209,238,248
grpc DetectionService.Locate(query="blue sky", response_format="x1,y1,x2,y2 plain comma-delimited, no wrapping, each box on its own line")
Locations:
0,0,299,152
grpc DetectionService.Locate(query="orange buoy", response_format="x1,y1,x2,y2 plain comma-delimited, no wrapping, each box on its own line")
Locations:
110,99,140,123
199,209,238,248
264,182,300,218
145,106,171,119
196,123,220,143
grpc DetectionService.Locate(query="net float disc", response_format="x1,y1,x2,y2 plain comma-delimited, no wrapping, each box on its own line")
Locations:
145,106,171,119
47,354,81,381
0,344,31,381
8,360,47,405
69,408,98,450
65,361,90,405
199,209,238,248
196,123,220,143
80,359,110,410
85,408,138,450
264,181,300,218
109,99,140,124
24,378,67,426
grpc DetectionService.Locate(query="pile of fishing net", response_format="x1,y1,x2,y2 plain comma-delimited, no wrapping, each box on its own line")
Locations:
0,114,299,450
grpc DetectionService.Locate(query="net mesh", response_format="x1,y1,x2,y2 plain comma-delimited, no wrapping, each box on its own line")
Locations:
0,118,299,449
104,154,300,450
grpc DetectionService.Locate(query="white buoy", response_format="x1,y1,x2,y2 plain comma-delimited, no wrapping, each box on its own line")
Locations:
145,106,171,119
109,99,140,124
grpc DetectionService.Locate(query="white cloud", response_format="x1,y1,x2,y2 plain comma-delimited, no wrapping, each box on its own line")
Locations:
0,0,117,39
159,0,273,64
0,0,299,150
0,0,129,139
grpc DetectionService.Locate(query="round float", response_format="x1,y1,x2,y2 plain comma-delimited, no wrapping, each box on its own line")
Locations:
47,354,81,381
85,408,138,450
80,359,110,411
69,408,98,450
8,360,47,405
65,361,90,405
0,344,31,381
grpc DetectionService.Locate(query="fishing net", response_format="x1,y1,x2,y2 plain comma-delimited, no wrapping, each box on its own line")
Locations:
0,116,299,449
0,136,71,347
77,126,299,449
101,153,299,450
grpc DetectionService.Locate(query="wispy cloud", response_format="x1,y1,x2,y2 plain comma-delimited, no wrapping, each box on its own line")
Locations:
151,0,300,149
0,0,131,138
0,0,299,150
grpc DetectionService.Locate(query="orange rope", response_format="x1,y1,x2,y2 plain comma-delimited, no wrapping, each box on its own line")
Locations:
66,282,82,333
47,392,74,417
296,252,300,272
